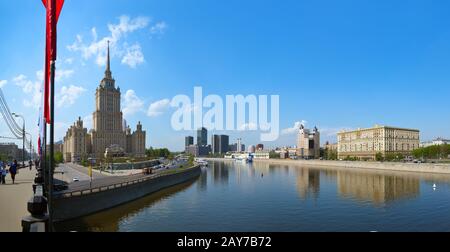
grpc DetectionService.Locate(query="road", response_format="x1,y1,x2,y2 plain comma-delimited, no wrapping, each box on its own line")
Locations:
55,163,108,183
54,160,190,195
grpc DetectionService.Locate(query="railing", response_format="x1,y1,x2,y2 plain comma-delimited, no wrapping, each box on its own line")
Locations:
54,166,199,199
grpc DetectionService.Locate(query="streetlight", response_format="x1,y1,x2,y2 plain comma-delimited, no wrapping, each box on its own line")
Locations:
12,113,25,167
26,133,33,167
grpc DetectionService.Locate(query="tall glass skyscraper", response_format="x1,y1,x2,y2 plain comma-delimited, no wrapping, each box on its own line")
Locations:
197,127,208,146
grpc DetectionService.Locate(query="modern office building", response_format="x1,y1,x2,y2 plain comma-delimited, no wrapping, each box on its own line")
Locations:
212,135,229,154
237,138,242,152
229,143,246,153
186,144,211,157
337,125,420,160
185,136,194,147
197,127,208,146
297,125,320,159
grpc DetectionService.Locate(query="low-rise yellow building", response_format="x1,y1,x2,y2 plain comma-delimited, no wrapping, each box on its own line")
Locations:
337,125,420,161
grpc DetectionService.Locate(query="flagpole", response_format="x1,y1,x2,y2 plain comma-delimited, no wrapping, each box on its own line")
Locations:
48,60,55,232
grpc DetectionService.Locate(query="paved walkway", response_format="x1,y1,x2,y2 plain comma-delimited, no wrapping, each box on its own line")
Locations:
0,168,36,232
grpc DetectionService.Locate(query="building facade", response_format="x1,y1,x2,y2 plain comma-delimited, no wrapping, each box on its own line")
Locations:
337,125,420,161
297,125,320,159
63,43,146,163
185,145,211,157
197,127,208,146
62,117,91,163
185,136,194,147
0,143,19,160
212,135,229,154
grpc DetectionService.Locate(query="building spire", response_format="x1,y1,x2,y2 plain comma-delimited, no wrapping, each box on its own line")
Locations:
105,40,112,79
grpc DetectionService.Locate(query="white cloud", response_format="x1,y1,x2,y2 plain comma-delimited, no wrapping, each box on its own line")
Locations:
64,58,74,65
0,80,7,88
56,69,75,82
281,120,308,135
109,16,150,39
55,122,70,141
35,69,74,83
82,115,93,130
57,85,86,108
13,74,34,93
121,44,144,68
150,21,167,37
68,15,152,68
147,99,171,117
12,74,42,109
320,127,353,137
122,89,144,117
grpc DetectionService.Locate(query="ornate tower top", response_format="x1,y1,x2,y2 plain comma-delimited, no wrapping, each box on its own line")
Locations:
105,40,112,78
100,41,116,89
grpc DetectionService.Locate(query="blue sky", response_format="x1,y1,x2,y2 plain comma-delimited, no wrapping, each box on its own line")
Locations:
1,0,450,151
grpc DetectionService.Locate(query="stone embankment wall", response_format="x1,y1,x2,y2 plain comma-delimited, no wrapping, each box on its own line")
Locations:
53,166,201,222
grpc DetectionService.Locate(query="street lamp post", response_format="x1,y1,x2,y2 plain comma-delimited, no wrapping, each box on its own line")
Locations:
26,133,33,168
12,113,25,167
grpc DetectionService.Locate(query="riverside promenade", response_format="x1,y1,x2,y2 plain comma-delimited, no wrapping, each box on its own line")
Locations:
205,158,450,174
0,168,35,232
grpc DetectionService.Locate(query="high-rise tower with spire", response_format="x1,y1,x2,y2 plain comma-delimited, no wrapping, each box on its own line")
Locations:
62,42,146,162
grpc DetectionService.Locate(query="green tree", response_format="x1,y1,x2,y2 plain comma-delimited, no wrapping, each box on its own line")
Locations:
326,150,338,160
269,151,280,159
146,147,172,159
54,151,64,164
413,144,450,160
375,152,384,162
188,155,195,166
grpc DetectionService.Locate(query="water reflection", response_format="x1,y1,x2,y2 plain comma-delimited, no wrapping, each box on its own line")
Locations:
197,167,208,191
57,161,450,232
211,161,229,185
54,179,198,232
336,170,420,206
296,168,321,200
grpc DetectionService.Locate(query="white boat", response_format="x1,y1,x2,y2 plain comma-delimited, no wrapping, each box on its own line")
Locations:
195,158,208,166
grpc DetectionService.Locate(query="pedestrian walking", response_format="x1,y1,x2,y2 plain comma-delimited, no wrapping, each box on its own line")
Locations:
0,161,6,184
29,160,33,171
10,160,18,184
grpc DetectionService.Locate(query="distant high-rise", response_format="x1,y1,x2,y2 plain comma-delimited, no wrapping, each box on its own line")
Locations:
237,138,242,152
256,144,264,151
185,136,194,147
297,125,320,159
197,127,208,146
212,134,229,154
212,135,220,154
62,43,146,162
220,135,229,154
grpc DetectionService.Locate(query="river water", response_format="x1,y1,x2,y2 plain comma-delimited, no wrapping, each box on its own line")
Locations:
55,160,450,232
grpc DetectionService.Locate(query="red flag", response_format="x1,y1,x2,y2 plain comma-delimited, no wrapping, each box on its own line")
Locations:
42,0,64,124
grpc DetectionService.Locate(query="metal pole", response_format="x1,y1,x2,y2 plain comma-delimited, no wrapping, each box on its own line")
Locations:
43,123,47,189
23,123,25,167
12,114,26,167
48,60,55,232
